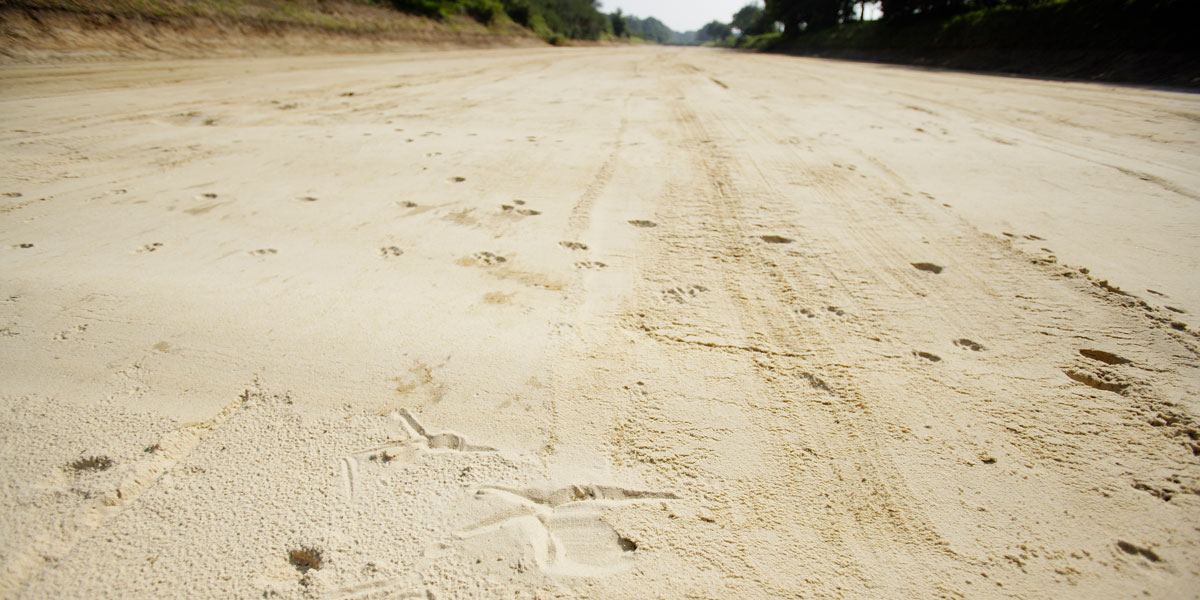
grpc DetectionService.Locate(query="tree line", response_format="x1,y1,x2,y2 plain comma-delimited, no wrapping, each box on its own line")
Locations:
383,0,707,45
694,0,1193,43
383,0,610,41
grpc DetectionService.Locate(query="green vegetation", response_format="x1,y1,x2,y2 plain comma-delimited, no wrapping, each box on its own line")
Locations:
8,0,616,42
6,0,406,33
763,0,1195,65
384,0,511,25
694,0,1196,85
692,2,777,46
500,0,608,41
761,0,1194,52
731,3,778,36
624,14,674,43
382,0,612,38
698,20,733,43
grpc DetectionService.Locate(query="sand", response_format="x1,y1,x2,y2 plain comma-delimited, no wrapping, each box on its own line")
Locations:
1,46,1198,598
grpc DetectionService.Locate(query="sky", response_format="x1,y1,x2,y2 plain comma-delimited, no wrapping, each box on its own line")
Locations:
598,0,759,33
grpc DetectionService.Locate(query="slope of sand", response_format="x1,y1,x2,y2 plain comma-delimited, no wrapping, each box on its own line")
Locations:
0,3,541,64
1,47,1198,598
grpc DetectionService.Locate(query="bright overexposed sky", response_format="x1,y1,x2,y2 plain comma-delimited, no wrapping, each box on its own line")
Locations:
598,1,881,33
598,0,760,33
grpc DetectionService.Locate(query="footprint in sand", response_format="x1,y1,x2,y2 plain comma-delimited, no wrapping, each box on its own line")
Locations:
339,410,496,500
913,350,942,362
911,262,943,274
1064,368,1129,393
662,285,707,303
249,248,278,256
574,261,607,270
500,199,541,216
458,484,677,576
954,338,985,351
136,242,163,253
54,323,88,340
380,246,404,258
628,220,657,228
760,235,793,244
1079,348,1130,365
470,251,506,266
559,241,588,251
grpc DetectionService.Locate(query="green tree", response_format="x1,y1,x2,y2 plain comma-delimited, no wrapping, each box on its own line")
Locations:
626,15,676,43
501,0,534,25
732,3,766,35
765,0,858,35
698,20,733,41
610,8,628,37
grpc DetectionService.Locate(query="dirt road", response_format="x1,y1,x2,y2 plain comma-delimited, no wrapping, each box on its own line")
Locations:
2,47,1199,598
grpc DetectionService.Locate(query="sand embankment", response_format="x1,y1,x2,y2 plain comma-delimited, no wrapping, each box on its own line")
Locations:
0,2,542,63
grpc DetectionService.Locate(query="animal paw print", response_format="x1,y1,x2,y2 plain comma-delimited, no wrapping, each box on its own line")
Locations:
662,285,707,303
136,242,163,253
249,248,278,256
574,261,607,270
379,246,404,258
501,200,540,216
55,323,88,340
473,251,507,266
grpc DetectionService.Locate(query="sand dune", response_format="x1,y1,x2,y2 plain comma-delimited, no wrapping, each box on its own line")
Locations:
1,47,1198,598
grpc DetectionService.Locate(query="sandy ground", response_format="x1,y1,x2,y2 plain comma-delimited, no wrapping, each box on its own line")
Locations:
1,46,1199,598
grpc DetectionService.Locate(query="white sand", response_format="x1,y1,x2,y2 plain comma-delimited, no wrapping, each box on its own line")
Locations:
1,47,1198,598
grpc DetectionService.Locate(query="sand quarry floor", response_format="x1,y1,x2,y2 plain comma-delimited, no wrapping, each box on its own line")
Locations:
1,46,1199,598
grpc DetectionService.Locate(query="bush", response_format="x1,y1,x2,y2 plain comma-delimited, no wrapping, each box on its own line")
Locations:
462,0,504,24
387,0,446,18
501,0,532,26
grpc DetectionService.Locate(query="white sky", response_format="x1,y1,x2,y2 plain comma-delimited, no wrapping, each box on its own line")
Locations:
598,0,881,33
598,0,758,33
